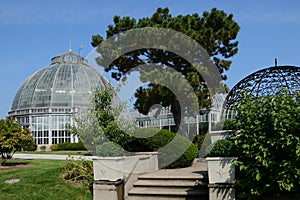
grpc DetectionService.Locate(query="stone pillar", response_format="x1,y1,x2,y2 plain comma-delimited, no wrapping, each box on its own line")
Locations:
93,180,124,200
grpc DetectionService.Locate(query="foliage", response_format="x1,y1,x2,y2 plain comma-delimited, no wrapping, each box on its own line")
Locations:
160,136,199,169
50,144,59,151
92,7,240,133
125,128,175,152
206,139,235,157
0,118,35,165
223,118,238,130
212,118,237,131
192,133,211,150
63,156,93,192
125,128,198,168
22,142,37,151
232,91,300,199
50,141,87,151
40,145,46,152
96,142,132,157
74,87,133,153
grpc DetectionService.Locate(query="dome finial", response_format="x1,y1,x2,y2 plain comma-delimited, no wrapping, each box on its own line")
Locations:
68,39,72,52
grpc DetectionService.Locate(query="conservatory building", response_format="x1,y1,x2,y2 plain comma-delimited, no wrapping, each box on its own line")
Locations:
9,50,110,146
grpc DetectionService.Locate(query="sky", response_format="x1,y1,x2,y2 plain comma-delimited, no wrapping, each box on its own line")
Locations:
1,0,300,118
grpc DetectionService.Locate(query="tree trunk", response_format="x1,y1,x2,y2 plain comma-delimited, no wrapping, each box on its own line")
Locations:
171,101,189,138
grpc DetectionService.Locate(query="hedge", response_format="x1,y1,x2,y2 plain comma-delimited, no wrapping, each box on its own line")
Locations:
125,128,198,168
50,141,87,151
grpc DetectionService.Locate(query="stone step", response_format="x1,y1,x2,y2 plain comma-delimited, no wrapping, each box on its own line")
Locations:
133,179,202,188
138,174,206,180
127,196,207,200
127,159,209,200
128,187,208,199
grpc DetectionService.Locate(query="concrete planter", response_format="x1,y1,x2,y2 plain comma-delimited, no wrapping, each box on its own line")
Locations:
93,152,159,182
206,157,236,184
93,156,125,181
210,131,229,144
93,152,159,200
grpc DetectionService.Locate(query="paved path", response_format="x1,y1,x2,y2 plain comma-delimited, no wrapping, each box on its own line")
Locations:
141,158,207,179
14,153,95,160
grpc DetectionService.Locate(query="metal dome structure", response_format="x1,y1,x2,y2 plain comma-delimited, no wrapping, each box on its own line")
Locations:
9,50,110,146
225,65,300,111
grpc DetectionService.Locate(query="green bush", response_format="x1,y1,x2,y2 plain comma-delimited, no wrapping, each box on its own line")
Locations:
63,156,93,191
206,139,235,157
23,143,37,151
160,137,199,169
223,118,237,130
65,141,87,150
232,91,300,199
212,118,237,132
125,128,174,152
103,122,132,149
51,141,87,151
40,145,46,152
50,144,59,151
193,133,212,157
96,142,131,157
193,134,210,150
126,128,198,168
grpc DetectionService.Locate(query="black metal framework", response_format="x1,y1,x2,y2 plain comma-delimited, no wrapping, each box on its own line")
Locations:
225,65,300,109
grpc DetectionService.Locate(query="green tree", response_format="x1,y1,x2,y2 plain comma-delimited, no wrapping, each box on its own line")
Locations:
232,91,300,199
91,7,240,135
0,118,35,165
74,87,132,153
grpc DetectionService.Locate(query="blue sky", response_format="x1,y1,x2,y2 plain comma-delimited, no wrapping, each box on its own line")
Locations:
1,0,300,118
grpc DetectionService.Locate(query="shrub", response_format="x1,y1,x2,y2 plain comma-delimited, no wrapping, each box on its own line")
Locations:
126,128,198,168
103,122,132,149
232,91,300,199
193,134,210,150
65,141,87,151
125,128,175,152
63,156,93,191
23,142,37,151
223,118,237,130
160,137,199,169
95,142,132,157
50,144,59,151
51,141,87,151
40,145,47,152
206,139,235,157
74,87,134,153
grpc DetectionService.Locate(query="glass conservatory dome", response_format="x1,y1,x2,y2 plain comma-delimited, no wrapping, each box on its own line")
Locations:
11,50,110,110
9,50,110,147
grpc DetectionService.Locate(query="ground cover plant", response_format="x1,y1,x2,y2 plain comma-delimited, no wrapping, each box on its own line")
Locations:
0,159,92,200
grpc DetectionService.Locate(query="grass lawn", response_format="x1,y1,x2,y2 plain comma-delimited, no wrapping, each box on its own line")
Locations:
0,159,92,200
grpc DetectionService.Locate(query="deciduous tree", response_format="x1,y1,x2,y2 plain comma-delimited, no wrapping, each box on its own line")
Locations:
0,118,35,165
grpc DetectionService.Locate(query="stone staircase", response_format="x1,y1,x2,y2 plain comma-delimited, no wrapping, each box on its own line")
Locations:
127,160,209,200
